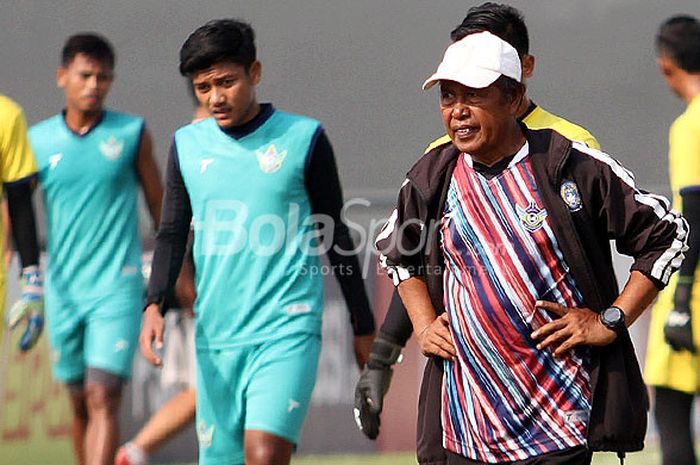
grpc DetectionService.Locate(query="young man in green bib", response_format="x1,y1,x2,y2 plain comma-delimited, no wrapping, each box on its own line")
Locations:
140,19,375,465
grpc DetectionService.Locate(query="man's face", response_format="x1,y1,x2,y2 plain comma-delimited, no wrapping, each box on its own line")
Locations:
439,80,521,161
192,61,261,129
57,53,113,114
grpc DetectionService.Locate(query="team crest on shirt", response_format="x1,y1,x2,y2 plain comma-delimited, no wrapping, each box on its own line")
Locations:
99,136,124,160
49,153,63,169
256,144,287,174
560,181,583,212
516,201,548,232
197,420,214,448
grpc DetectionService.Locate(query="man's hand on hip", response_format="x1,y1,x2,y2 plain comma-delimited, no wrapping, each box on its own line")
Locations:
416,312,456,360
531,300,617,357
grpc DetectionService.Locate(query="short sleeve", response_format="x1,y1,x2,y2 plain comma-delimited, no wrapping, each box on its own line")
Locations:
669,115,700,194
0,99,37,185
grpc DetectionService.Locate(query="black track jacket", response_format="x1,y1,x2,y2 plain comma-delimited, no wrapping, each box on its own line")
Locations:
376,126,688,461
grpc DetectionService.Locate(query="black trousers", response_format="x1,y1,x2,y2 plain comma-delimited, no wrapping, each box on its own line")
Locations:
654,386,697,465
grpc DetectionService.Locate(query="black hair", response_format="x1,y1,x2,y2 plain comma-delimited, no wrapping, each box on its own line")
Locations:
450,2,529,57
61,33,115,68
179,18,256,76
657,15,700,72
494,75,525,104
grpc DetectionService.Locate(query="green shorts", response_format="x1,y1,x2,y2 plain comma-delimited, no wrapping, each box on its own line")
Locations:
195,332,321,465
45,291,141,383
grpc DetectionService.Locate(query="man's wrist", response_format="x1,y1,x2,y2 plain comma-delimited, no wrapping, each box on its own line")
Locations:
674,278,693,311
367,335,403,369
599,306,626,334
143,302,163,315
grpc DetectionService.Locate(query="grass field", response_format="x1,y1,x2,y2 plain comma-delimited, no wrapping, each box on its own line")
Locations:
286,449,660,465
160,447,655,465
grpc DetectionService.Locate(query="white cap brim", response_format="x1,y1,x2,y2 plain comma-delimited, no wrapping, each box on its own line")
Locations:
422,67,502,90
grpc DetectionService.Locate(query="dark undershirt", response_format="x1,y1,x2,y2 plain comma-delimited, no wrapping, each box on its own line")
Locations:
678,189,700,278
471,154,516,179
147,104,374,335
5,176,40,268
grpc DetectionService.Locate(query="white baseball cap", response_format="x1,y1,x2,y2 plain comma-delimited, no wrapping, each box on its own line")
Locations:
422,31,522,90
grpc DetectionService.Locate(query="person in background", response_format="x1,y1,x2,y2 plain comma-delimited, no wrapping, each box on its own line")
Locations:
1,93,42,351
29,33,163,465
115,92,205,465
645,14,700,465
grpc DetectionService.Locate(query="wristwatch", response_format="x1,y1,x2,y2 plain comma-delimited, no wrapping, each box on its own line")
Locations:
600,306,626,334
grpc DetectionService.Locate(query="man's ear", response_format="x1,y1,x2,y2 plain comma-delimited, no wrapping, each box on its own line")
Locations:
657,55,676,78
248,61,262,85
56,67,66,89
522,54,535,81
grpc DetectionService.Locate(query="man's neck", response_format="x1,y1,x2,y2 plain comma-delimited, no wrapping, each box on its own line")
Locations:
680,76,700,104
63,108,103,135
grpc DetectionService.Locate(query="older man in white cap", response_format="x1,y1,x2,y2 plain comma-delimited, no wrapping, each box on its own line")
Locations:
376,31,688,465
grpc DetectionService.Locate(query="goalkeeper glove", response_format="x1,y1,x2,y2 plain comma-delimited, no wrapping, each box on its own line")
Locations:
664,279,696,353
7,266,44,352
353,334,403,439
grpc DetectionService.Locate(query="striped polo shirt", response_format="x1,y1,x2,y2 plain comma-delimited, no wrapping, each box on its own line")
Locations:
440,142,592,462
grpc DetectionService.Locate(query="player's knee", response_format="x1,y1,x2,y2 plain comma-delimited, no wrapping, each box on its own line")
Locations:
85,383,122,415
244,433,292,465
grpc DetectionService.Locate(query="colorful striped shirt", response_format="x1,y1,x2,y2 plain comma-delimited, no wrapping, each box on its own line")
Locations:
440,142,592,461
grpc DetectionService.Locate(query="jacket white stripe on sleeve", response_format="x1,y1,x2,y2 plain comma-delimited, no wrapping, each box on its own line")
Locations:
572,141,689,285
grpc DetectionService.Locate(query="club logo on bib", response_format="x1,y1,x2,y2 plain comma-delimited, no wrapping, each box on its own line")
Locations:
49,153,63,169
516,201,547,232
560,181,583,212
256,144,287,174
197,421,215,448
200,158,215,174
99,137,124,160
288,399,301,412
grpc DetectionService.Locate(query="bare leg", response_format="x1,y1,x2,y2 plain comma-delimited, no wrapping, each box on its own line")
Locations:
84,382,123,465
133,388,196,454
244,430,294,465
68,387,89,465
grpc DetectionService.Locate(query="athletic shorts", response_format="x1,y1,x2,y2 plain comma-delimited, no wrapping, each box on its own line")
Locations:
45,291,141,383
161,312,196,390
195,332,321,465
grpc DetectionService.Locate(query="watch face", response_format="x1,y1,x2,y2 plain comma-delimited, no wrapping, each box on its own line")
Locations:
602,307,624,329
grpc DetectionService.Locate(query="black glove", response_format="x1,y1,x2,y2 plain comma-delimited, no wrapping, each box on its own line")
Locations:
664,280,696,353
353,334,403,439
